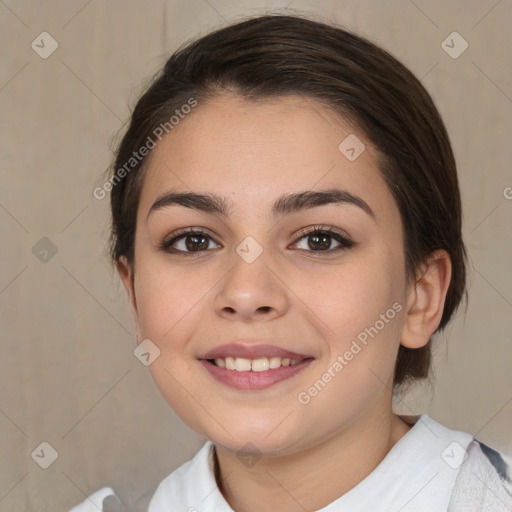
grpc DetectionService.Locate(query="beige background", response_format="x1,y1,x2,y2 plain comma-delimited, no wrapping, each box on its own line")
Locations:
1,0,511,510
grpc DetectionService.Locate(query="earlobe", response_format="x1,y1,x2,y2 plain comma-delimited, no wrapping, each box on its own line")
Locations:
400,250,452,349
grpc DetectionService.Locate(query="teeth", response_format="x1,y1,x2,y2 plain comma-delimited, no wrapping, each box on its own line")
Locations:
252,358,269,372
235,358,252,372
269,356,281,369
212,356,303,371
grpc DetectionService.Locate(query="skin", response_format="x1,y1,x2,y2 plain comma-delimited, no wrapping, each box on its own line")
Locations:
118,93,452,512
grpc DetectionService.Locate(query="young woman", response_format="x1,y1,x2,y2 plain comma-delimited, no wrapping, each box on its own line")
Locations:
72,13,512,512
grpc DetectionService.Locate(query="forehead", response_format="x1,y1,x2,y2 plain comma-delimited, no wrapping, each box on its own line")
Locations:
138,93,396,222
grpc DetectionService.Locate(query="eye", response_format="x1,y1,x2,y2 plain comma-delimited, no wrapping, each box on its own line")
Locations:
159,228,220,254
291,225,354,253
159,225,354,255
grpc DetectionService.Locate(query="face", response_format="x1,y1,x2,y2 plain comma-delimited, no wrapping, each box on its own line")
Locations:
120,93,413,456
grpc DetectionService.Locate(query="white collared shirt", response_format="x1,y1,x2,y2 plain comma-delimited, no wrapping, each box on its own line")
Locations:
71,414,512,511
148,414,473,511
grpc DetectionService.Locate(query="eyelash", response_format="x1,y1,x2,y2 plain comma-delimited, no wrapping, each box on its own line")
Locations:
158,225,354,256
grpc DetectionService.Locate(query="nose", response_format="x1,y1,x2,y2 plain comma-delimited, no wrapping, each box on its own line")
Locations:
213,250,290,323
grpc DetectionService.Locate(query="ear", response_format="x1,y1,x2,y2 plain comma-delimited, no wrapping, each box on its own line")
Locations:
400,250,452,349
117,256,141,342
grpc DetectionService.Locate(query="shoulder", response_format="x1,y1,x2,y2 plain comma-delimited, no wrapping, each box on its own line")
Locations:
449,438,512,511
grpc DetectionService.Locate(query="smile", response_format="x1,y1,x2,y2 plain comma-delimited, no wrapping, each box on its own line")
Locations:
198,342,314,390
200,356,313,390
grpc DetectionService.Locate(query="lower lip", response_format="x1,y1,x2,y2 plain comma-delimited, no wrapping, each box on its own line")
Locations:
199,359,313,390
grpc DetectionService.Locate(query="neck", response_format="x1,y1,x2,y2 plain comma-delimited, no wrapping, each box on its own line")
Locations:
214,408,413,512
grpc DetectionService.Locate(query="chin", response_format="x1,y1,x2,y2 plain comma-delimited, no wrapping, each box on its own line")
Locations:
199,417,307,457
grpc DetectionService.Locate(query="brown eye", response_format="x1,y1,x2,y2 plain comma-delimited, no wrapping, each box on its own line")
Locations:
293,226,354,253
159,229,220,254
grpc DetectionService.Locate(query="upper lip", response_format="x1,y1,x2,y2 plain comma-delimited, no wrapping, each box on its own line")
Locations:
199,342,311,361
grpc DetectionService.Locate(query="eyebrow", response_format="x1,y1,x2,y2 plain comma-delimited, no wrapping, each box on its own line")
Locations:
147,188,376,221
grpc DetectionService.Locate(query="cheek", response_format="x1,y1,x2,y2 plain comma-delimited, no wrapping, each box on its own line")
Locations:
312,251,406,385
132,251,233,383
133,259,213,432
295,261,404,429
300,254,403,339
133,255,208,348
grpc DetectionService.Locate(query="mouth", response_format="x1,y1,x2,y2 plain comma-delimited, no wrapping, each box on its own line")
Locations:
198,343,314,390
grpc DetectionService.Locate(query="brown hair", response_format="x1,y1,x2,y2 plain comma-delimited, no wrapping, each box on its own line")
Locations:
107,13,467,391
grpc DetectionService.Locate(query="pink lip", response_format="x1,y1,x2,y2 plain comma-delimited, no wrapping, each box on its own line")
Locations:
199,342,309,360
200,359,313,390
